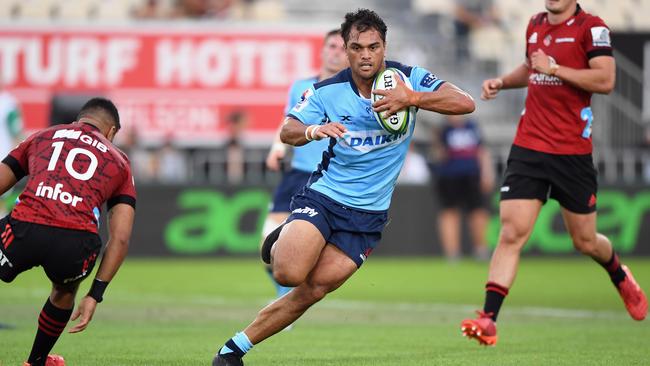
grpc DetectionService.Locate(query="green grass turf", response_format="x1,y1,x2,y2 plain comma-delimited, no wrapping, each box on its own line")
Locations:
2,257,649,365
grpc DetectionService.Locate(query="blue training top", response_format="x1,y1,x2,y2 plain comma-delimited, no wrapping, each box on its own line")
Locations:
284,76,330,173
288,61,445,211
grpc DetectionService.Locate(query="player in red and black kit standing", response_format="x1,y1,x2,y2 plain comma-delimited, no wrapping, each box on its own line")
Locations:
0,98,136,365
460,0,647,346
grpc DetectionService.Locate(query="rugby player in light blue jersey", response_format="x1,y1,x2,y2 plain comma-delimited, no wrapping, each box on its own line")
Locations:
213,9,475,366
262,29,348,302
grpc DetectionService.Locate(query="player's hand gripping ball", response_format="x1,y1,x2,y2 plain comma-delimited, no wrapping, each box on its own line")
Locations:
371,68,412,134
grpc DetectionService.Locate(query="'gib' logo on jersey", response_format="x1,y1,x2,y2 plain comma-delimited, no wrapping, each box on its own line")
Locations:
53,129,109,153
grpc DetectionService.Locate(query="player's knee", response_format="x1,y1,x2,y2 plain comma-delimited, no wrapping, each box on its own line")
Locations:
572,233,598,255
498,222,528,248
273,267,306,287
52,282,79,298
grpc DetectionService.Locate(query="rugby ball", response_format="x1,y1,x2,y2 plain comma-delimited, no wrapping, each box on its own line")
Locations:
371,68,412,134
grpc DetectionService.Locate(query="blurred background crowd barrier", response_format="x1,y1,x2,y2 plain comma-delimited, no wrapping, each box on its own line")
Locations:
1,0,649,257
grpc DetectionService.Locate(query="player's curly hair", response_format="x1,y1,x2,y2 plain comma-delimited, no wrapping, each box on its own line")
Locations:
340,8,387,45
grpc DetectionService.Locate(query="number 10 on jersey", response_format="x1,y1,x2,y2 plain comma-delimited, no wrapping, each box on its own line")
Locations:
48,141,98,181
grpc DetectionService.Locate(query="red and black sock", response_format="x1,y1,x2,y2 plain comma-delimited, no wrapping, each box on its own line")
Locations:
598,251,627,287
483,282,509,322
27,298,72,366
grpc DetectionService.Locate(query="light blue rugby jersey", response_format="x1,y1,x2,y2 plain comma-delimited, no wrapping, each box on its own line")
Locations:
284,76,331,173
288,61,445,211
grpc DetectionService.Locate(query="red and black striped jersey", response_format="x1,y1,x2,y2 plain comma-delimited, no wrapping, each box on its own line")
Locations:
3,122,136,233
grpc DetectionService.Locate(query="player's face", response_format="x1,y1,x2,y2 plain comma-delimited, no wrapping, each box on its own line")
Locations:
345,28,385,81
321,34,348,75
545,0,576,14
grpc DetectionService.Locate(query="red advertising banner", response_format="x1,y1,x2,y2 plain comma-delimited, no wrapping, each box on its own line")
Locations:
0,25,323,146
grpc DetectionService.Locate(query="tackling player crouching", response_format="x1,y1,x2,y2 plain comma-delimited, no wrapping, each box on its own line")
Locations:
0,98,136,366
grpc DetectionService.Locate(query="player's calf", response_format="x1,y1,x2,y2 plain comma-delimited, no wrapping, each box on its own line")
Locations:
27,299,72,366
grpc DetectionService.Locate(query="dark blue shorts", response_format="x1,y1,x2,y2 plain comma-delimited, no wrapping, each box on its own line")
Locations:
270,169,313,213
287,188,388,267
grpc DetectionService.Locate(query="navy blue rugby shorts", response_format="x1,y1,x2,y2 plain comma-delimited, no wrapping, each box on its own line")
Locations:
287,188,388,267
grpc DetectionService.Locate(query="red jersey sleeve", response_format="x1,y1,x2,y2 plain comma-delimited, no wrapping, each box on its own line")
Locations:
582,16,613,59
2,131,39,180
107,157,136,210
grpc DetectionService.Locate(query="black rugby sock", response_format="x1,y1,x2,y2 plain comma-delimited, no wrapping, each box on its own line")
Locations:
597,251,627,287
27,298,72,365
483,282,509,322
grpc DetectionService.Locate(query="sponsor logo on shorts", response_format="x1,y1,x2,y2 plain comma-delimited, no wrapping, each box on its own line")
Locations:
35,182,83,207
0,248,13,268
501,186,510,192
588,194,597,207
292,206,319,217
63,272,87,283
359,248,373,263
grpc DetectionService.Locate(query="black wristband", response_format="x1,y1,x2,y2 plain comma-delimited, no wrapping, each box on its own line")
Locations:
88,279,109,303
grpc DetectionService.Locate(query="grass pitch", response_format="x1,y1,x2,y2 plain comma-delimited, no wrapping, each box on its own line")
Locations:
2,257,649,365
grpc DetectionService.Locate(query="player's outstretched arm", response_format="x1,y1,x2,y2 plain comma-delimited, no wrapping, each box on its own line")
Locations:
413,82,475,115
481,63,529,100
280,117,347,147
69,203,134,333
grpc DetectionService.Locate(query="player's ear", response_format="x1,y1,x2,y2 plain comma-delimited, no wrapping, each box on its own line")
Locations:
106,126,118,142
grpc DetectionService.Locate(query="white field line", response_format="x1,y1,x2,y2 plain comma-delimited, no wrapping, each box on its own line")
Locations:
317,299,629,320
6,288,628,320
